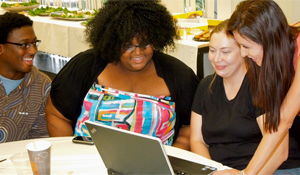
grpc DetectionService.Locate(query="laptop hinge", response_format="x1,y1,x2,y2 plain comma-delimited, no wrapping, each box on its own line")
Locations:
107,168,125,175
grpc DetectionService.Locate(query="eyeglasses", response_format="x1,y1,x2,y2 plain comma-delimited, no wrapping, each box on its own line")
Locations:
5,40,41,50
123,44,151,52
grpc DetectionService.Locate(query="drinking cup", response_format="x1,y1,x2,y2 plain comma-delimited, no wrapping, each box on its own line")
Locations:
10,152,32,175
26,140,51,175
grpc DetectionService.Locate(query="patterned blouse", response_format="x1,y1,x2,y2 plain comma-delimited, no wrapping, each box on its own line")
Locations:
74,84,176,145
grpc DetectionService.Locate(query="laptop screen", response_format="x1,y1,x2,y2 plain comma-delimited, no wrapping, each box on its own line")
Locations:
85,121,174,174
85,121,216,175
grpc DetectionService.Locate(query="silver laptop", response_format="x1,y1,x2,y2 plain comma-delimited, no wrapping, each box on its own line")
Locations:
85,121,216,175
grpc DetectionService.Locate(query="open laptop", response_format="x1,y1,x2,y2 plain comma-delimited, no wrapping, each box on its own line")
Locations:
85,121,217,175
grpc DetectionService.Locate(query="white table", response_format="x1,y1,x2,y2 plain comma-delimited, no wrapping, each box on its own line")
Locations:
30,15,91,59
0,137,229,174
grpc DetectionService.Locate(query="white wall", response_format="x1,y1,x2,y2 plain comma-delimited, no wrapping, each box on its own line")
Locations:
205,0,300,23
161,0,196,14
274,0,300,24
292,0,300,23
161,0,184,13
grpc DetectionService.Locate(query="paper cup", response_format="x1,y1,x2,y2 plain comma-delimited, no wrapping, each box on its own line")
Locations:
26,140,51,175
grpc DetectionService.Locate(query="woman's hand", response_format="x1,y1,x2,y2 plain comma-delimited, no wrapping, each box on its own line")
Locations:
212,169,242,175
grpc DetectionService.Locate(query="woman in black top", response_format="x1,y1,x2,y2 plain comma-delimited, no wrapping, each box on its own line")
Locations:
46,0,199,149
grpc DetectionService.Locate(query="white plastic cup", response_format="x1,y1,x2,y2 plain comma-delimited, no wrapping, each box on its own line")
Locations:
26,140,51,175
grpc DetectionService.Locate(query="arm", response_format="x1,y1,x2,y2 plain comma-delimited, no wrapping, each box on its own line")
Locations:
214,119,290,175
172,125,191,150
215,57,300,175
171,62,199,151
242,56,300,175
29,76,51,139
28,98,49,139
256,115,289,174
45,96,74,136
190,111,211,159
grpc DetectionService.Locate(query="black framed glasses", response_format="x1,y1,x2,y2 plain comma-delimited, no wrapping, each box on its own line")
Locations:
5,40,41,50
123,44,151,52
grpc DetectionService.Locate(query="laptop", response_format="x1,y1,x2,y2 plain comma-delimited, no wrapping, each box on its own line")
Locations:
85,121,217,175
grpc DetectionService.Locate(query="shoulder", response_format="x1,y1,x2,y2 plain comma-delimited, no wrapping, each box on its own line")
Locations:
153,51,194,72
67,49,103,67
153,51,198,84
196,74,222,98
60,49,108,74
192,75,217,115
199,74,217,88
26,66,51,98
30,66,51,86
36,70,51,84
54,49,107,83
153,51,199,96
153,51,199,94
293,34,300,68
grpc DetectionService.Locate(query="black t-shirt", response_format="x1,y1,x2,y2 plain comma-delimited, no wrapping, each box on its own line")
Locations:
50,49,199,141
192,74,262,170
192,74,300,169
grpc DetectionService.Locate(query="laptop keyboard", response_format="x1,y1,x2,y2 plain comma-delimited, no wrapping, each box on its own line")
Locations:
174,170,187,175
169,155,217,175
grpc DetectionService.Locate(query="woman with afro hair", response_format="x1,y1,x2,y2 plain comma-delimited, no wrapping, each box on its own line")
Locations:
46,0,199,149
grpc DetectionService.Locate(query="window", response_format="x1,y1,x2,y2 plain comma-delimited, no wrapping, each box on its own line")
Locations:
196,0,205,11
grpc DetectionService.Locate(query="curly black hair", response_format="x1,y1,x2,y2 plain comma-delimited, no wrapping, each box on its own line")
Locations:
0,12,33,44
85,0,178,63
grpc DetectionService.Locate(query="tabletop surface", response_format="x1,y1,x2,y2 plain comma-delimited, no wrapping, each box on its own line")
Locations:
0,137,228,174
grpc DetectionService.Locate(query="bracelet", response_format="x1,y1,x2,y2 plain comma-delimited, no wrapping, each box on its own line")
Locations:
241,170,245,175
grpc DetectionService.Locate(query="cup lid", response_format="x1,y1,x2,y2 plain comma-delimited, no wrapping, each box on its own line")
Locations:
26,141,51,151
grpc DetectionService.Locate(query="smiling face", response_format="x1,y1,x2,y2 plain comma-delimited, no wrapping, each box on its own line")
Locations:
0,26,38,80
209,31,246,79
119,36,154,72
233,31,264,66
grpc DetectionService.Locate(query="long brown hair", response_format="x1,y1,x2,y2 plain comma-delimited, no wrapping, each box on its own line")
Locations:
228,0,300,133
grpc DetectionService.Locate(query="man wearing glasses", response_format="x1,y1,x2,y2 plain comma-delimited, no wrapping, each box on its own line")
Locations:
0,12,51,143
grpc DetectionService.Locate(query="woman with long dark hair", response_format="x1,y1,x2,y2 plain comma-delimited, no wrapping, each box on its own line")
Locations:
222,0,300,174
